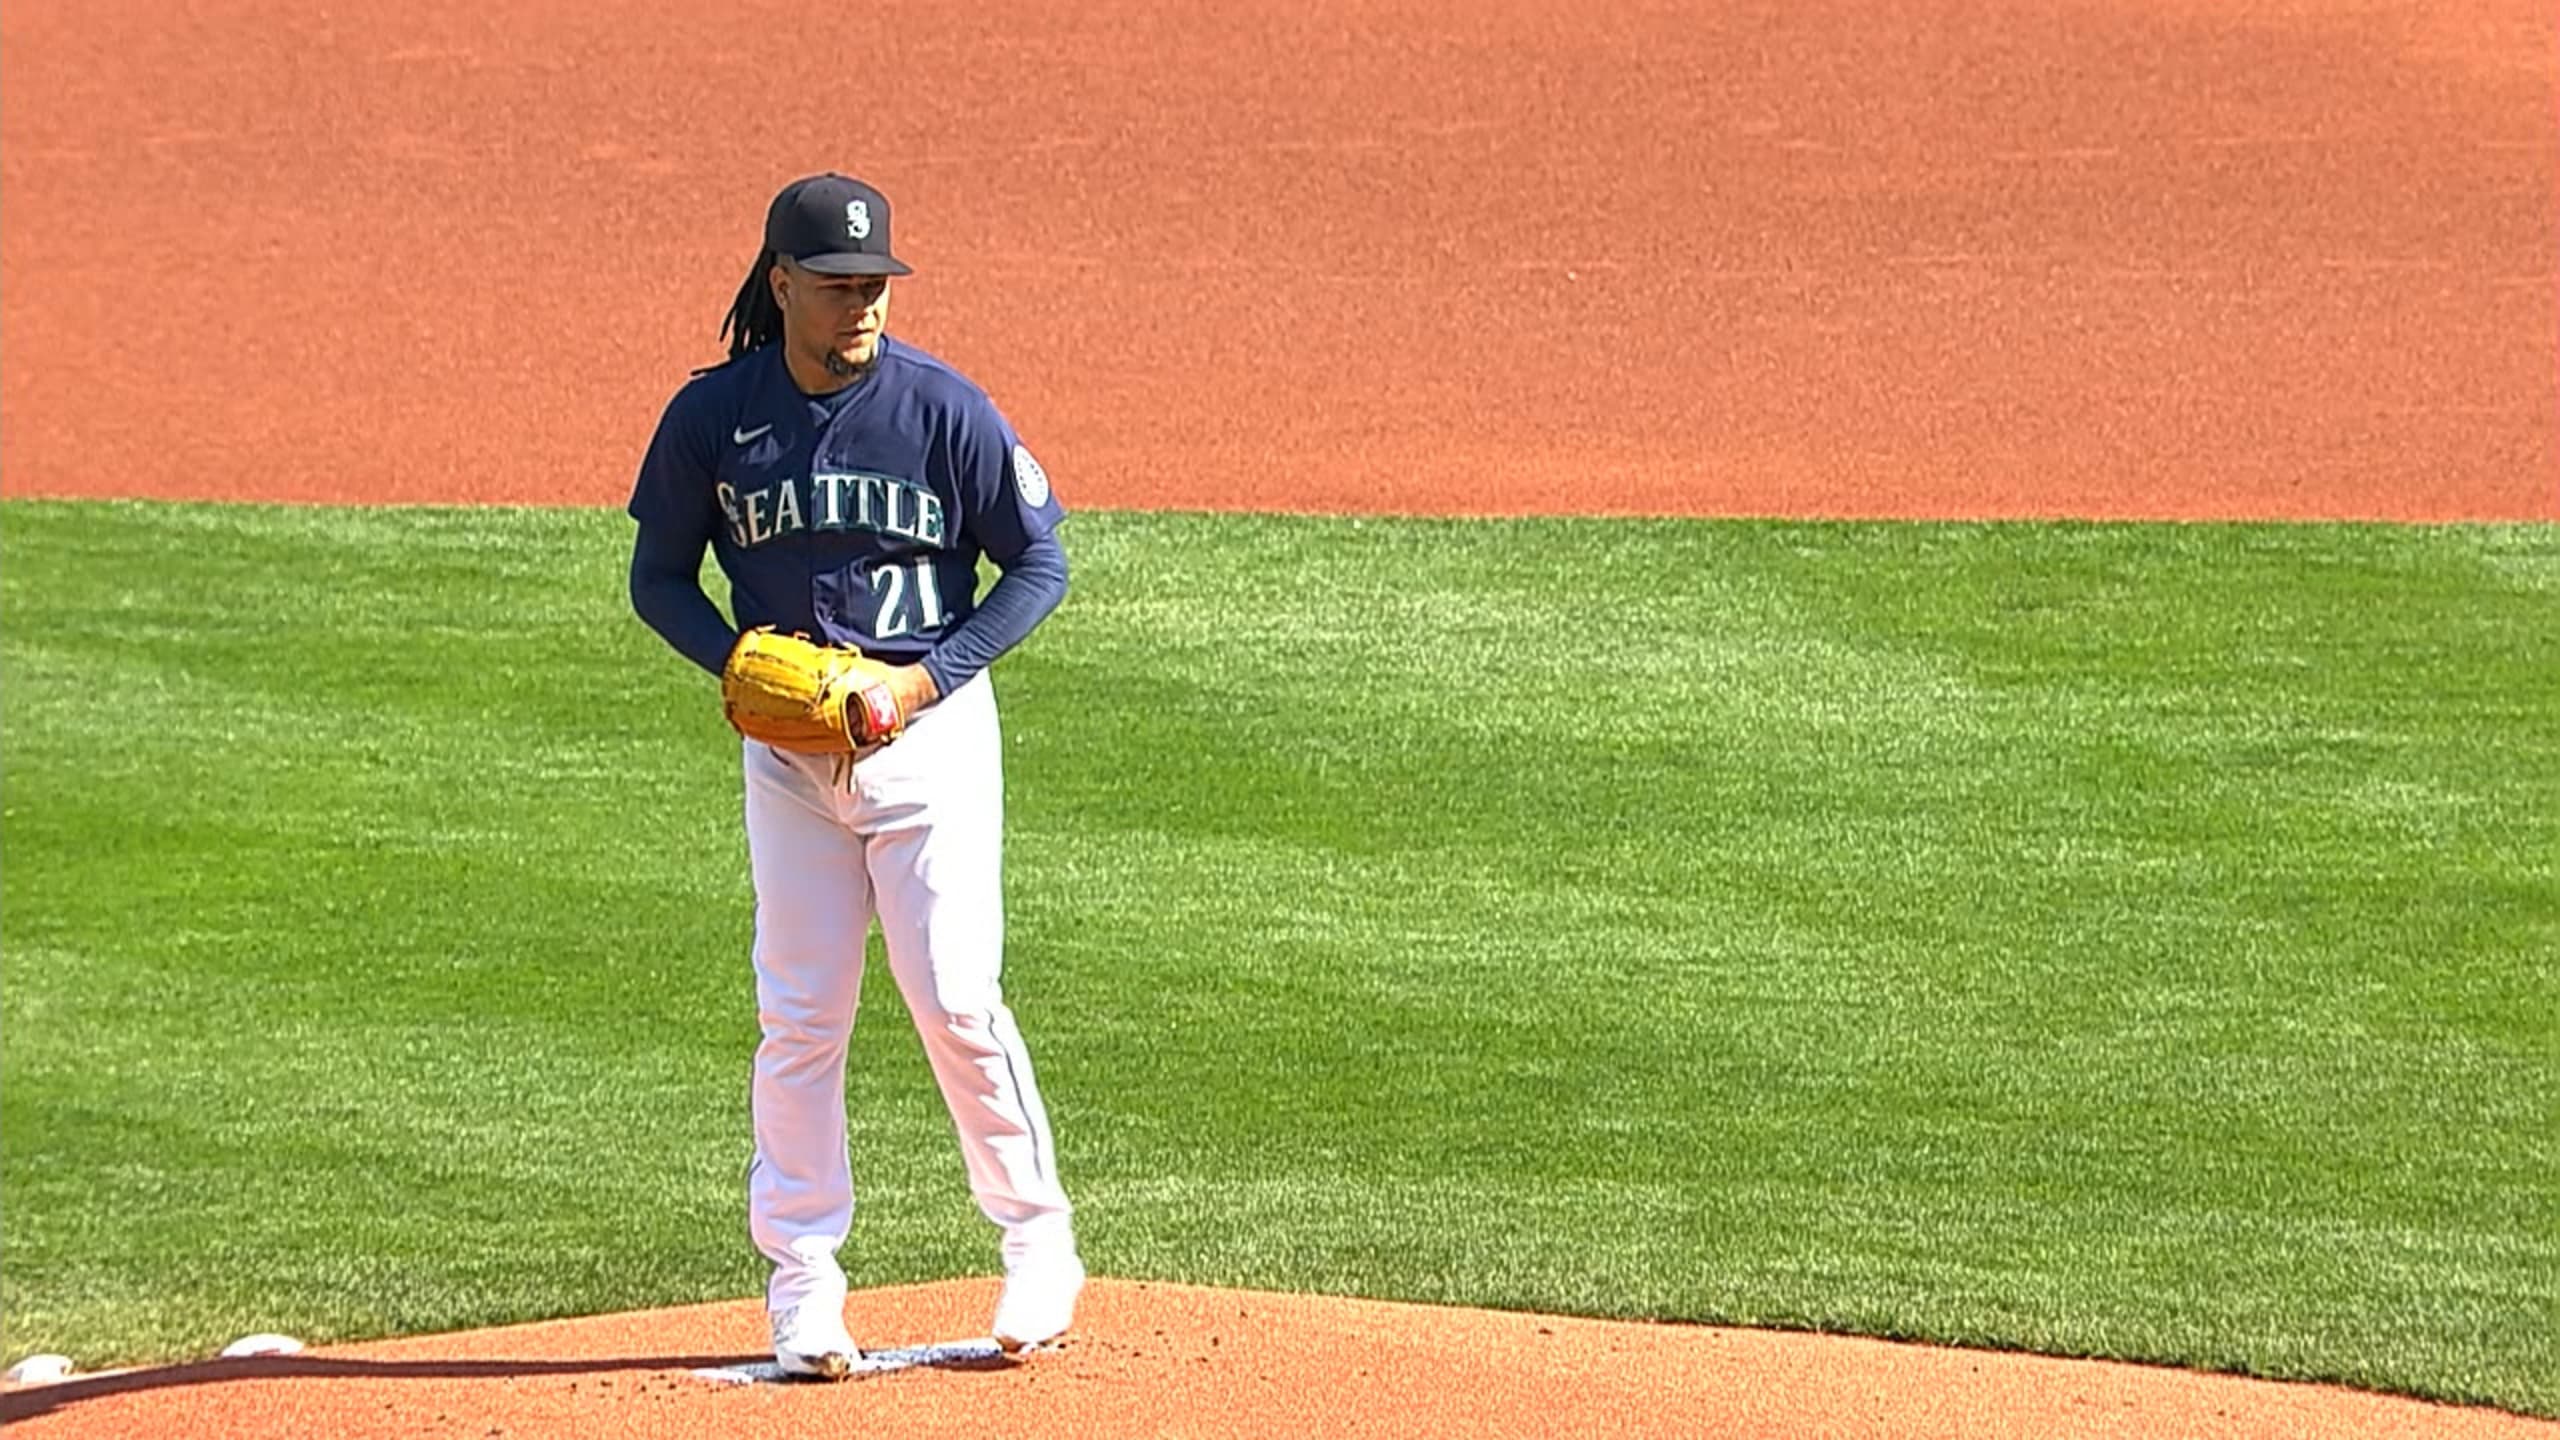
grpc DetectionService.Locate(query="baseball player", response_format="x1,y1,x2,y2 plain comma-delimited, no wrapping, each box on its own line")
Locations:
625,173,1083,1379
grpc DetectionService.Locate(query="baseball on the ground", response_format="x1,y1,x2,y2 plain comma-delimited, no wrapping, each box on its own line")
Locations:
4,1353,75,1385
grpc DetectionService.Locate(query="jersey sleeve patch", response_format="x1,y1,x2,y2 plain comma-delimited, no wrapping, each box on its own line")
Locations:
1012,444,1052,508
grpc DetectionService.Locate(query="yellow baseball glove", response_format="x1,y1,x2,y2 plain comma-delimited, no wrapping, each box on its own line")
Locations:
720,628,905,753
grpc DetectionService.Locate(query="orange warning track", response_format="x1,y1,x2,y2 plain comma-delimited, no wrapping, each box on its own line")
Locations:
0,0,2552,519
4,1281,2552,1440
2,0,2556,1435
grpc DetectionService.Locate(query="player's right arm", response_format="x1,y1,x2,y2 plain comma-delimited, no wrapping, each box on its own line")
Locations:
629,522,736,677
627,385,742,678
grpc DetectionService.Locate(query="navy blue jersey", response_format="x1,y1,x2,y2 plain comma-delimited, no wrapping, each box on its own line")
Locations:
626,339,1065,664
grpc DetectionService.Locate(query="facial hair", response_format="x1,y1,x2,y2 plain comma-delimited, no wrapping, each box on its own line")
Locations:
822,346,875,382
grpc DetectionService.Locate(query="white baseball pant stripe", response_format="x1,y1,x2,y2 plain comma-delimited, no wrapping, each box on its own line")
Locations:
739,672,1072,1314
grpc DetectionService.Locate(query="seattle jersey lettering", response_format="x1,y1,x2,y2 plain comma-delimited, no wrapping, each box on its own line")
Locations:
716,471,948,550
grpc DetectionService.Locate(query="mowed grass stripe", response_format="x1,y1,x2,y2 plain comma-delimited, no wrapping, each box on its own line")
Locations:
0,500,2551,1414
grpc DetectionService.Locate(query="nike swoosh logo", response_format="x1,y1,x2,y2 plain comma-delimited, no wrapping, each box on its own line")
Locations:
733,423,774,445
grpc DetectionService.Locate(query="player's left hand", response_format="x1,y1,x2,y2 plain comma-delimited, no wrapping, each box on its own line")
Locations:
721,628,907,753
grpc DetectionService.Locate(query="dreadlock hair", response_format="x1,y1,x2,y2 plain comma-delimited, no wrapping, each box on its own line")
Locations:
719,247,785,361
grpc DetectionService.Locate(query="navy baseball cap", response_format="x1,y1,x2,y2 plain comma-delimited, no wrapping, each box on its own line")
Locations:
765,173,913,276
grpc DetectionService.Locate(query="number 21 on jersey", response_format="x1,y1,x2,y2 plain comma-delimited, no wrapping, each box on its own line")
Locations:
870,559,946,638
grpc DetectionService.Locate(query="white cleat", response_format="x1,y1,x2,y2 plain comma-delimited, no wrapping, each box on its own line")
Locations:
770,1300,861,1381
991,1253,1086,1353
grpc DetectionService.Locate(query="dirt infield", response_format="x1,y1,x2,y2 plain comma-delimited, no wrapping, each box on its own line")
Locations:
5,1280,2554,1440
2,0,2556,1435
0,0,2552,520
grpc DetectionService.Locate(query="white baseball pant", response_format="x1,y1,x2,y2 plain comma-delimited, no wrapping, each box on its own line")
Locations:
739,672,1073,1315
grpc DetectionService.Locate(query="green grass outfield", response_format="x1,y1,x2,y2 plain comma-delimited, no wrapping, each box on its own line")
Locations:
2,499,2553,1414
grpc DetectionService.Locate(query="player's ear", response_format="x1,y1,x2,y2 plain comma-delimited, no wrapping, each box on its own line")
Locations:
767,257,792,309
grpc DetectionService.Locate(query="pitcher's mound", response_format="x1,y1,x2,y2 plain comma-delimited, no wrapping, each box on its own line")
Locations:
1,1278,2544,1438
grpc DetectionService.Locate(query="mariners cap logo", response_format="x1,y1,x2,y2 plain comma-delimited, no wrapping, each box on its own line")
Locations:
846,200,872,240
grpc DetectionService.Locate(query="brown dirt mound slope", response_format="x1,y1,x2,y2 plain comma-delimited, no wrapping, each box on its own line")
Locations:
1,0,2552,520
3,1280,2550,1440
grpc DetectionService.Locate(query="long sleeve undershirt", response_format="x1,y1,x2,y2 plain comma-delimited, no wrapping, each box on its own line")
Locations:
627,521,740,678
915,535,1068,697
